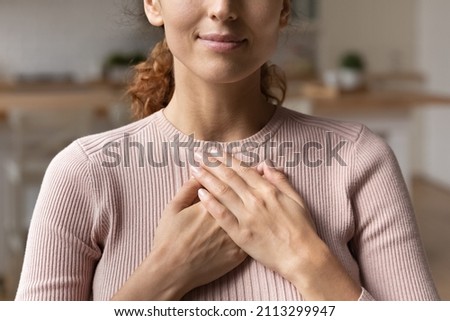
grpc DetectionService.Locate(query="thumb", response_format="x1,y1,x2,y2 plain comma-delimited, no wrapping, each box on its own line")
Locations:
166,177,202,213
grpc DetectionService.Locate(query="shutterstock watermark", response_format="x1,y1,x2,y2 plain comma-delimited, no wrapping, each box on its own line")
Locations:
101,132,348,168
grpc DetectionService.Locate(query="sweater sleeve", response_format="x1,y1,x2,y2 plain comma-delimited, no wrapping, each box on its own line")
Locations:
350,126,439,300
15,141,102,300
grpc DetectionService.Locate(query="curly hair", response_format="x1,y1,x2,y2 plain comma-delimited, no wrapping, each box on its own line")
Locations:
128,38,287,120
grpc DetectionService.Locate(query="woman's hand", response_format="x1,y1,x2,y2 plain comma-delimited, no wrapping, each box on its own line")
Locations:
152,177,248,295
191,152,361,300
112,178,247,301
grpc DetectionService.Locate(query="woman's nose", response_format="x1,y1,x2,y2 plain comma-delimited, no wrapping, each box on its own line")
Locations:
208,0,238,22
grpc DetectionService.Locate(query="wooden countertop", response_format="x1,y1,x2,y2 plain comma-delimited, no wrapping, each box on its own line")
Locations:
286,80,450,116
0,82,127,111
3,81,450,115
306,90,450,110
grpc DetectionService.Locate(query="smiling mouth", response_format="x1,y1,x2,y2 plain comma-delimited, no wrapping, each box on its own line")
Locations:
199,33,246,42
198,34,247,52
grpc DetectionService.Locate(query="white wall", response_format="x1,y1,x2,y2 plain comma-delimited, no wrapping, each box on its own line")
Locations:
416,0,450,189
318,0,417,73
317,0,450,189
0,0,159,82
417,0,450,93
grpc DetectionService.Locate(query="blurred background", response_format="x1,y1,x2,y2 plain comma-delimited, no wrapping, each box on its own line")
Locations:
0,0,449,300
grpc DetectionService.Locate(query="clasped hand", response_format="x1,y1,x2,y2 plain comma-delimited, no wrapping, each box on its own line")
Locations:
189,151,319,282
114,151,360,300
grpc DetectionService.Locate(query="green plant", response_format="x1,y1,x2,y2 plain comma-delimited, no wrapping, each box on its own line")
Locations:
104,52,146,68
340,52,365,71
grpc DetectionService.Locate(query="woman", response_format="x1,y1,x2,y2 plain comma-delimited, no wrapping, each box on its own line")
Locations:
16,0,439,300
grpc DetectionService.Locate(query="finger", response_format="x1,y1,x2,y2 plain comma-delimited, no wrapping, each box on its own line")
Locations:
190,164,244,215
195,151,253,197
260,162,306,207
256,159,283,175
197,188,239,236
166,177,202,213
197,150,265,190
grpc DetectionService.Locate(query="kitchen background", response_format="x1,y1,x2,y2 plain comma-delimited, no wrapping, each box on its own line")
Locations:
0,0,449,300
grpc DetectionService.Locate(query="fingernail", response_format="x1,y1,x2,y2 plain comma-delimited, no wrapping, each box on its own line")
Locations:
194,151,202,162
190,165,201,176
198,188,208,199
256,162,264,171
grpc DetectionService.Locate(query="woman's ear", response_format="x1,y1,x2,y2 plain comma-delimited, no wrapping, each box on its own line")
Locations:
280,0,291,27
144,0,164,27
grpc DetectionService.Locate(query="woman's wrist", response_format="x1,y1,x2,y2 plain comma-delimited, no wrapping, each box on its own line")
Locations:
282,237,361,301
111,248,189,301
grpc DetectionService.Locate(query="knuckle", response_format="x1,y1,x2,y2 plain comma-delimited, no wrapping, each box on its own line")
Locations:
215,183,231,195
223,167,238,180
262,184,279,198
272,170,287,182
247,193,266,210
242,217,257,231
238,228,254,245
215,206,229,220
237,163,251,174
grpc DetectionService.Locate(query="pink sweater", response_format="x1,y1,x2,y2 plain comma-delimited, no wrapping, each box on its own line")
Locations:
16,106,439,300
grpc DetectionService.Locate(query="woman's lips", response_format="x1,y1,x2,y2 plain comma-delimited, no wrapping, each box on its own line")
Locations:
198,33,247,53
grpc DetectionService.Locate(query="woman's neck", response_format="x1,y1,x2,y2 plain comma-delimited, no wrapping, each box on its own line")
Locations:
164,65,276,142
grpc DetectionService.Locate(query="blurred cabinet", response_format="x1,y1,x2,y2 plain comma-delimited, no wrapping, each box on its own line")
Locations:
285,88,450,194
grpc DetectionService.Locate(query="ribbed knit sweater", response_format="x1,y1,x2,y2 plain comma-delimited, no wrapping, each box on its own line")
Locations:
15,106,439,300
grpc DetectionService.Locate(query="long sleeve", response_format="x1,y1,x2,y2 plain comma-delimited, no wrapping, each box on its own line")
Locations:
12,107,441,300
350,126,439,300
15,141,102,300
